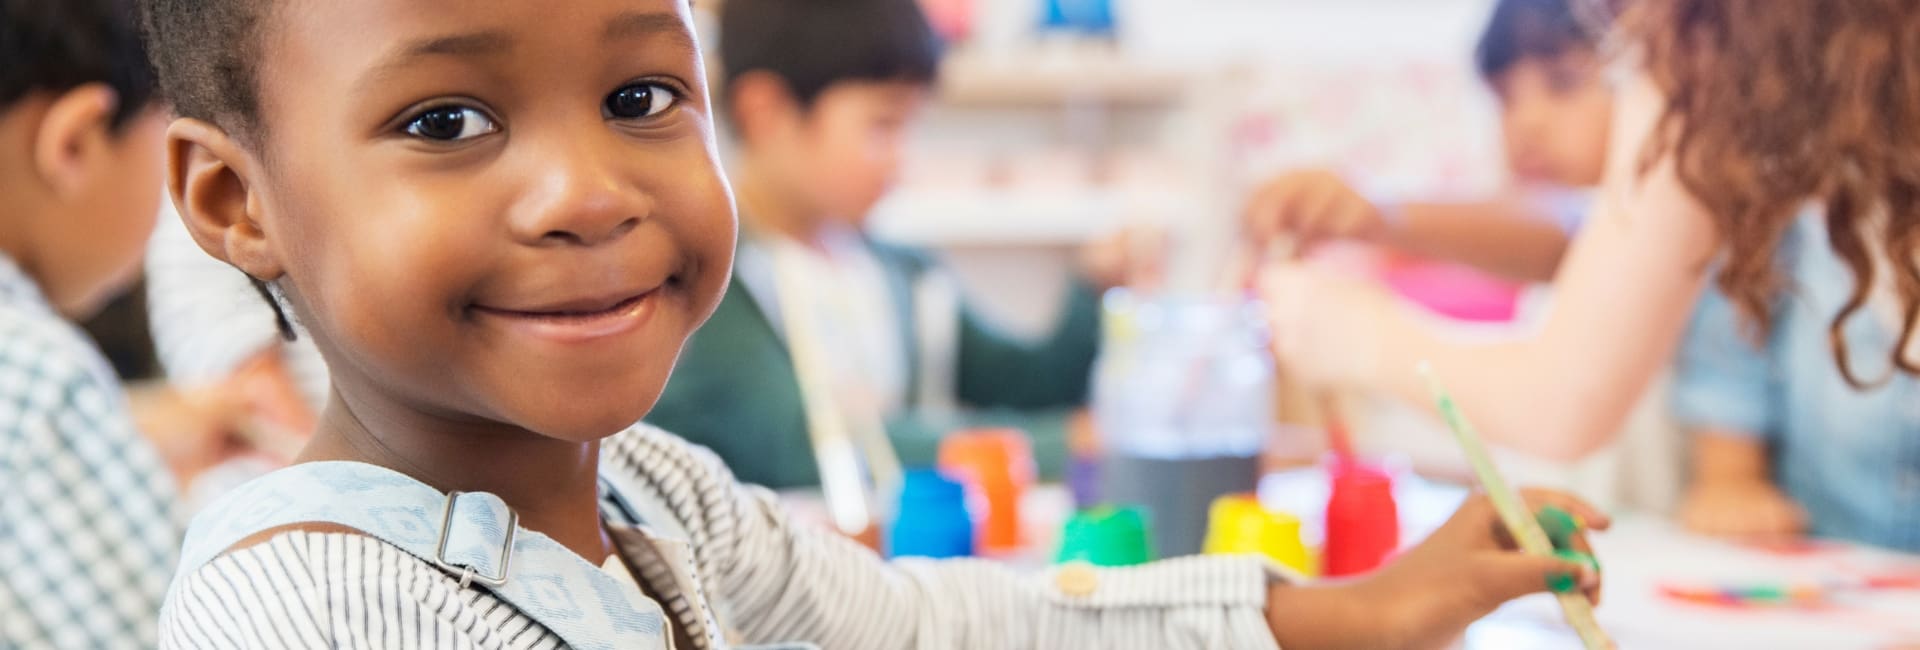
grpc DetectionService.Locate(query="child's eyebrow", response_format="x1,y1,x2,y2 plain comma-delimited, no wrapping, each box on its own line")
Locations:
390,31,514,65
601,11,695,51
360,30,515,90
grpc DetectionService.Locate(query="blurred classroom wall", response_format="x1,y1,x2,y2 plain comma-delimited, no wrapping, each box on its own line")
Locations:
869,0,1508,334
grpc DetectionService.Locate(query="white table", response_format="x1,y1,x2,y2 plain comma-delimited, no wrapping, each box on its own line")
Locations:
780,468,1920,649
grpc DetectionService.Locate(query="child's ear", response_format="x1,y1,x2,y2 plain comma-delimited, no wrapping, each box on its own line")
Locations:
166,118,283,282
31,83,118,197
728,71,802,145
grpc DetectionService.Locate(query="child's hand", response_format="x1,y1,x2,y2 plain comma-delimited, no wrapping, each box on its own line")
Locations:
1371,489,1608,646
1257,264,1396,388
128,384,251,487
1268,489,1610,650
1079,224,1167,291
1678,477,1806,541
1243,170,1389,248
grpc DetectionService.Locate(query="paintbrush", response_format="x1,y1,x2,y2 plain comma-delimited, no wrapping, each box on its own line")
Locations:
1419,362,1613,650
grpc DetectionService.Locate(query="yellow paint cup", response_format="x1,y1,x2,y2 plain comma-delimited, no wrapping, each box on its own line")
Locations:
1202,494,1314,575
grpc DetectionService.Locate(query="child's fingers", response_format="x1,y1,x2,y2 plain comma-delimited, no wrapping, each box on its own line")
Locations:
1736,499,1808,542
1519,488,1613,531
1297,185,1359,239
1242,184,1290,241
1471,550,1602,607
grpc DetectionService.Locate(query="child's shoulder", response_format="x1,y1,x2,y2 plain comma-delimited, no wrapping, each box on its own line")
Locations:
0,300,107,375
602,422,740,487
0,299,127,428
162,529,552,649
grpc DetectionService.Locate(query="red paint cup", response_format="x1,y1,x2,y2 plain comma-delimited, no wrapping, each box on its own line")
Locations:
1322,458,1399,577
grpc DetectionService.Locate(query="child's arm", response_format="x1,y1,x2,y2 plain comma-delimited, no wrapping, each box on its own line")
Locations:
1383,201,1572,282
609,426,1607,649
952,276,1102,410
1680,431,1805,539
1669,283,1805,538
1259,72,1719,461
1243,170,1572,282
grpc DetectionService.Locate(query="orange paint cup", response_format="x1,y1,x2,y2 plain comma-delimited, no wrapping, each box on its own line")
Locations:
938,429,1035,554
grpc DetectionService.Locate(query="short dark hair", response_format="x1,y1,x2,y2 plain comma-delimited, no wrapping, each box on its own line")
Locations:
1474,0,1607,81
137,0,266,141
1,0,159,129
138,0,288,335
719,0,941,111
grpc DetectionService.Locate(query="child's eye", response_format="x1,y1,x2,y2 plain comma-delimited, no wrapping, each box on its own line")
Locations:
403,106,498,141
604,83,678,120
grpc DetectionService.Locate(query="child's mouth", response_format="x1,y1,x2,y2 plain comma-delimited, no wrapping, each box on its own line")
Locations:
472,290,659,344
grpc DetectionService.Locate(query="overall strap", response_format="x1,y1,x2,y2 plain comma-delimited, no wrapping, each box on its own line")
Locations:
178,461,668,650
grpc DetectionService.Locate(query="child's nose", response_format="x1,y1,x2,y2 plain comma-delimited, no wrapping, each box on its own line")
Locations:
507,142,652,248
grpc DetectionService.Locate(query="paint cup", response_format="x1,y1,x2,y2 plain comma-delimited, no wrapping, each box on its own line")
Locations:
1101,453,1260,557
1322,458,1398,577
887,469,975,559
1202,494,1313,575
938,429,1034,554
1090,290,1273,557
1056,505,1153,566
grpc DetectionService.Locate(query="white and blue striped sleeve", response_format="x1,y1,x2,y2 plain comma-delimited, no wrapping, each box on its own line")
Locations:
605,427,1285,650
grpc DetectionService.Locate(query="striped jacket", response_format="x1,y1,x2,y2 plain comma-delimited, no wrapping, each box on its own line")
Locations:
159,426,1285,649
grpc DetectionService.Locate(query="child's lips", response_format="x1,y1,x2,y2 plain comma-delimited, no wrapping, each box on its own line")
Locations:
472,289,659,344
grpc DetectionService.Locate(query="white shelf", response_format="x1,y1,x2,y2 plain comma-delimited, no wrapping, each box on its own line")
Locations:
936,46,1191,109
866,187,1184,246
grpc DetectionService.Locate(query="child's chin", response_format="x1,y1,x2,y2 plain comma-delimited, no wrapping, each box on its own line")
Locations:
519,409,651,443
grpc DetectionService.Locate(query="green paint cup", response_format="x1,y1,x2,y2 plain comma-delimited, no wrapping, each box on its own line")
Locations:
1056,506,1154,567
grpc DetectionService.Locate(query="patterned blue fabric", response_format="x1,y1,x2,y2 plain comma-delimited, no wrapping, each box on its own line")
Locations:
0,252,180,649
179,461,669,650
1674,216,1920,552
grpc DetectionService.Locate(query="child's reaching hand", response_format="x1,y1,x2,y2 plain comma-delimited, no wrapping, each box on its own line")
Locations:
1258,263,1401,389
1267,488,1609,649
1079,224,1168,291
1679,476,1807,541
1243,170,1389,249
1677,431,1808,542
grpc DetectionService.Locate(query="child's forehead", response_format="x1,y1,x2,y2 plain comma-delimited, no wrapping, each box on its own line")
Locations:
268,0,698,73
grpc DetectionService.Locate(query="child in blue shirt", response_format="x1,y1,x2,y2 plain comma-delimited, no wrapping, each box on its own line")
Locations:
1675,216,1920,552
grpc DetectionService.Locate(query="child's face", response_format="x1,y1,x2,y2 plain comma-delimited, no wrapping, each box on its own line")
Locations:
762,81,927,228
1492,51,1612,188
42,107,167,318
228,0,735,440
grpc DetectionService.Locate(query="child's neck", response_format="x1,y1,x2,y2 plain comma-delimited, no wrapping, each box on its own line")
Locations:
732,163,834,250
298,386,614,563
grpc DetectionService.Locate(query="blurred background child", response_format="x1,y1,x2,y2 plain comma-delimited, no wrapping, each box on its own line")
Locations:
1254,0,1920,551
0,0,179,645
644,0,1157,489
1243,0,1609,283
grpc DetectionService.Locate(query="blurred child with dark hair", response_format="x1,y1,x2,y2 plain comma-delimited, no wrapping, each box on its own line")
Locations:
644,0,1154,488
0,0,181,646
1244,0,1610,282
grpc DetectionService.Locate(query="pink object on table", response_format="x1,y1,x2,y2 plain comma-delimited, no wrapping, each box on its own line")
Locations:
1379,258,1521,323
